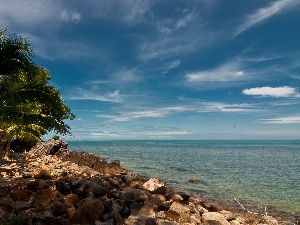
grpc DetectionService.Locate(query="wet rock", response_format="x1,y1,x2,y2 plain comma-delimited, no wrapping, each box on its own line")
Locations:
202,212,230,225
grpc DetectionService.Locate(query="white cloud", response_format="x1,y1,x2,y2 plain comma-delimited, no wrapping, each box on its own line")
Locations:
157,12,194,34
242,86,297,98
235,0,300,36
96,106,192,122
162,60,181,74
200,102,257,113
185,59,246,83
261,115,300,124
60,10,82,22
67,88,122,102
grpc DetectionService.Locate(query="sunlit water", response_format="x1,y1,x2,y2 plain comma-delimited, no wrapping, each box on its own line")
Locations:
68,140,300,219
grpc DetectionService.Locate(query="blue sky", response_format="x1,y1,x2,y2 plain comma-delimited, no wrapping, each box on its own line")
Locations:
1,0,300,140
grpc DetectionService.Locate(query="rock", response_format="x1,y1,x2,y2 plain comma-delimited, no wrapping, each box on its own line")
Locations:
70,198,104,225
82,181,110,198
143,178,165,192
165,201,191,223
27,179,48,191
258,216,278,225
125,202,155,225
229,220,241,225
202,212,231,225
145,217,178,225
188,178,199,183
122,189,149,202
171,193,183,201
34,169,52,180
12,201,31,210
219,210,236,221
61,193,79,206
31,189,57,206
169,201,190,215
9,189,34,201
56,180,72,195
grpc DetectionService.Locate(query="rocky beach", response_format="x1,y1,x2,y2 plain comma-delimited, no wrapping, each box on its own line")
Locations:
0,139,297,225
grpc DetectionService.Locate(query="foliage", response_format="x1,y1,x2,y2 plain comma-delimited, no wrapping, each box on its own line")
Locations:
0,29,75,146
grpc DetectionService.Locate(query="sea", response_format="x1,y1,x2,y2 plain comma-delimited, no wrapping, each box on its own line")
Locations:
68,140,300,221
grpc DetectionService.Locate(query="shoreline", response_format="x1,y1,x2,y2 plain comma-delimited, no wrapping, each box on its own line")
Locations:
0,139,298,225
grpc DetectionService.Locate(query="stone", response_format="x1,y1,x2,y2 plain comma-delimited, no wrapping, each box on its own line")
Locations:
62,193,79,206
12,201,31,210
9,189,34,201
143,178,165,192
27,179,48,191
70,198,104,225
171,193,183,201
34,169,52,180
165,201,191,223
82,181,110,198
125,202,155,225
258,216,278,225
145,217,178,225
31,189,57,206
56,180,72,195
121,189,149,202
202,212,231,225
229,220,241,225
219,210,236,221
169,201,190,215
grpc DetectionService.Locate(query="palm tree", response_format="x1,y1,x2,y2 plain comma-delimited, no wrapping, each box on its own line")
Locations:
0,29,75,151
0,29,33,80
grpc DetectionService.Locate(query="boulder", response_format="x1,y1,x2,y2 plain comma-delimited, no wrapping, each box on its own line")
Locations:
27,179,48,191
143,178,165,192
165,201,191,224
202,212,230,225
31,189,57,207
70,198,104,225
121,189,149,202
125,202,155,225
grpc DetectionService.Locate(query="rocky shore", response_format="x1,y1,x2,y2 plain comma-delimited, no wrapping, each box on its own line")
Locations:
0,139,296,225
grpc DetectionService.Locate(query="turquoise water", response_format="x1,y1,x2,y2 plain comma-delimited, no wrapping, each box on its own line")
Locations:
68,140,300,217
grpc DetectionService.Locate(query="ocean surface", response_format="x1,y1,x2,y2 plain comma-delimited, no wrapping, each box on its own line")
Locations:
68,140,300,219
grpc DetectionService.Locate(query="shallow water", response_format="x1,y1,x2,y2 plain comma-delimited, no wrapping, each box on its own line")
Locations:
68,140,300,218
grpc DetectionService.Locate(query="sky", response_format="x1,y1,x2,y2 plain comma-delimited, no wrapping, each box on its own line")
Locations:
1,0,300,140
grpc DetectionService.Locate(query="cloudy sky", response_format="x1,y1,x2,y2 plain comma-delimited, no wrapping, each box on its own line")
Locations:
1,0,300,140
